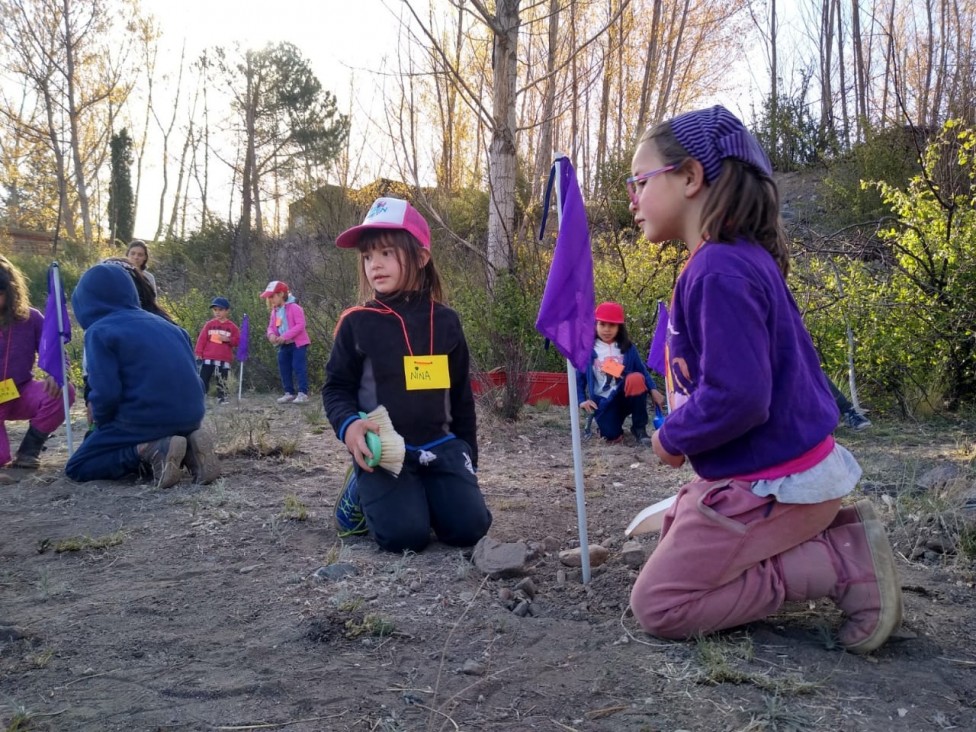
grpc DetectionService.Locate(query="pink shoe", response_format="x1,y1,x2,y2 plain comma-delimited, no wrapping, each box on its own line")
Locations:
779,499,902,654
828,501,903,653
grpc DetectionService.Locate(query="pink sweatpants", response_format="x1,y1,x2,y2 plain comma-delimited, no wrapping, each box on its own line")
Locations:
630,477,841,639
0,379,75,465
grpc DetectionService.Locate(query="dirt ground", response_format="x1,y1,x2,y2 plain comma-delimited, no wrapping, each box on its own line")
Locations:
2,395,976,732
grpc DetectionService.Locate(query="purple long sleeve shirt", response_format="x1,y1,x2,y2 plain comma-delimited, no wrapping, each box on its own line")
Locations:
658,240,838,479
0,309,43,386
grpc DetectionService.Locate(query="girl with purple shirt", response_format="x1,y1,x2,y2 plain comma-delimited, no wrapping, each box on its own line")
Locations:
626,106,901,654
0,255,74,470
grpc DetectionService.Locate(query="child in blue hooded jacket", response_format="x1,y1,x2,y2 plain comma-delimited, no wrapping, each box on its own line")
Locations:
65,264,220,488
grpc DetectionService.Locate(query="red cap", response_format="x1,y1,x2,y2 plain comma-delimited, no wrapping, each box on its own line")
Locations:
260,280,289,298
595,301,625,324
336,197,431,250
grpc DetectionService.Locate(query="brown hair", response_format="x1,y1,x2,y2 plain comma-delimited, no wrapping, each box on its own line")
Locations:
0,254,32,323
356,230,444,303
126,240,150,271
639,123,791,277
101,257,174,323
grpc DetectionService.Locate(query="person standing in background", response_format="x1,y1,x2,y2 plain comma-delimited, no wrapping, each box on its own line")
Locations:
126,240,157,294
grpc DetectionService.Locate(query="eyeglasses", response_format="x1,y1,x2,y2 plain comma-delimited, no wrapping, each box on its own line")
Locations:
625,165,676,205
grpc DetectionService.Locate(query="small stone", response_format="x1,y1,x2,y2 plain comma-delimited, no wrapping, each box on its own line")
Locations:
311,563,358,581
558,545,611,568
556,569,567,586
513,600,530,617
409,580,422,592
542,535,561,552
620,540,646,569
462,659,486,676
498,587,514,602
514,577,537,600
239,564,261,574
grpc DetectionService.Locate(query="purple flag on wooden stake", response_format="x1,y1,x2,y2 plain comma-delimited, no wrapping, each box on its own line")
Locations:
646,301,668,376
37,263,71,387
236,314,249,362
535,158,595,372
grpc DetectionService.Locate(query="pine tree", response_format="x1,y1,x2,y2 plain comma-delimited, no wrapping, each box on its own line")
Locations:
108,129,135,245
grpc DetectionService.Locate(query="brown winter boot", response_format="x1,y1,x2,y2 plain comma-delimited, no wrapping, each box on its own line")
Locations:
11,426,51,469
182,428,221,485
137,436,187,490
778,499,902,654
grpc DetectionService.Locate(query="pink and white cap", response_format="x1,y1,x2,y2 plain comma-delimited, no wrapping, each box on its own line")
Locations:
335,197,431,250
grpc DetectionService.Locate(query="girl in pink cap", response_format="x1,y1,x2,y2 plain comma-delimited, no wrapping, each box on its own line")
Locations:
627,106,901,653
323,197,491,553
261,280,310,404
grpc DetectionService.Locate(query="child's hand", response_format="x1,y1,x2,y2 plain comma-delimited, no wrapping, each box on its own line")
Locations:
652,430,685,468
650,388,665,408
344,417,381,472
580,399,597,413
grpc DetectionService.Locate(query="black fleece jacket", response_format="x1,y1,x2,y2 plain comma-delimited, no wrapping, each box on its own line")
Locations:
323,292,478,468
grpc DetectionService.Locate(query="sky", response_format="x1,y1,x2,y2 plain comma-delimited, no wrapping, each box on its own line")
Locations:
133,0,805,240
135,0,404,238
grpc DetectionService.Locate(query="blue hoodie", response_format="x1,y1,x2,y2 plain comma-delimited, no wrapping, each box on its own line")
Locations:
72,264,204,433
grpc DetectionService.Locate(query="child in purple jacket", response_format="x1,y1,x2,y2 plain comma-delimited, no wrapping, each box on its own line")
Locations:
626,106,901,654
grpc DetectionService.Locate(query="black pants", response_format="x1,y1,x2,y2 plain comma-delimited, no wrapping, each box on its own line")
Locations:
200,363,230,399
356,438,492,553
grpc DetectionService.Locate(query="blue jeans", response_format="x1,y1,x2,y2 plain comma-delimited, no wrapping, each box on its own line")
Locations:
65,419,199,482
593,389,648,440
277,344,308,394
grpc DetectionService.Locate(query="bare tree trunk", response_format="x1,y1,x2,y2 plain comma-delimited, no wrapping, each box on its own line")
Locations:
41,83,77,239
920,0,935,126
818,0,836,144
636,0,663,135
533,0,560,200
595,1,613,179
167,120,192,238
881,0,896,123
851,0,868,140
233,60,257,281
654,0,690,120
153,43,186,241
484,0,520,279
62,0,93,250
770,0,778,159
928,0,948,127
835,0,850,148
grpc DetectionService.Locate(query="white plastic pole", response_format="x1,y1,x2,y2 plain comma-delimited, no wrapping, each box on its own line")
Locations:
553,153,592,585
52,262,74,455
238,363,244,401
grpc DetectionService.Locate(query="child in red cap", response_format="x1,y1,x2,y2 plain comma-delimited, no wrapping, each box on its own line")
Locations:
577,301,663,445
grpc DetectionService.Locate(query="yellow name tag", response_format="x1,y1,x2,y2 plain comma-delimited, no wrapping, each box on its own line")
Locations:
404,355,451,390
0,378,20,404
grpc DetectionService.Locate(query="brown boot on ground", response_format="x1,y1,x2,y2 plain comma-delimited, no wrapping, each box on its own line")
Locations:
137,436,187,490
182,428,221,484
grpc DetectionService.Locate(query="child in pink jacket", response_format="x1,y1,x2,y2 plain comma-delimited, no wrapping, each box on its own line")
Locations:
261,281,311,403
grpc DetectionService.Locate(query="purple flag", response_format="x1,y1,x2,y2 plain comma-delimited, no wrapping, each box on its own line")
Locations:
646,301,668,376
37,263,72,387
535,158,595,372
236,314,249,362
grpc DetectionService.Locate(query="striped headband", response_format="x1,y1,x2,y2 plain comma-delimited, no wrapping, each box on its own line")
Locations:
669,105,773,185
